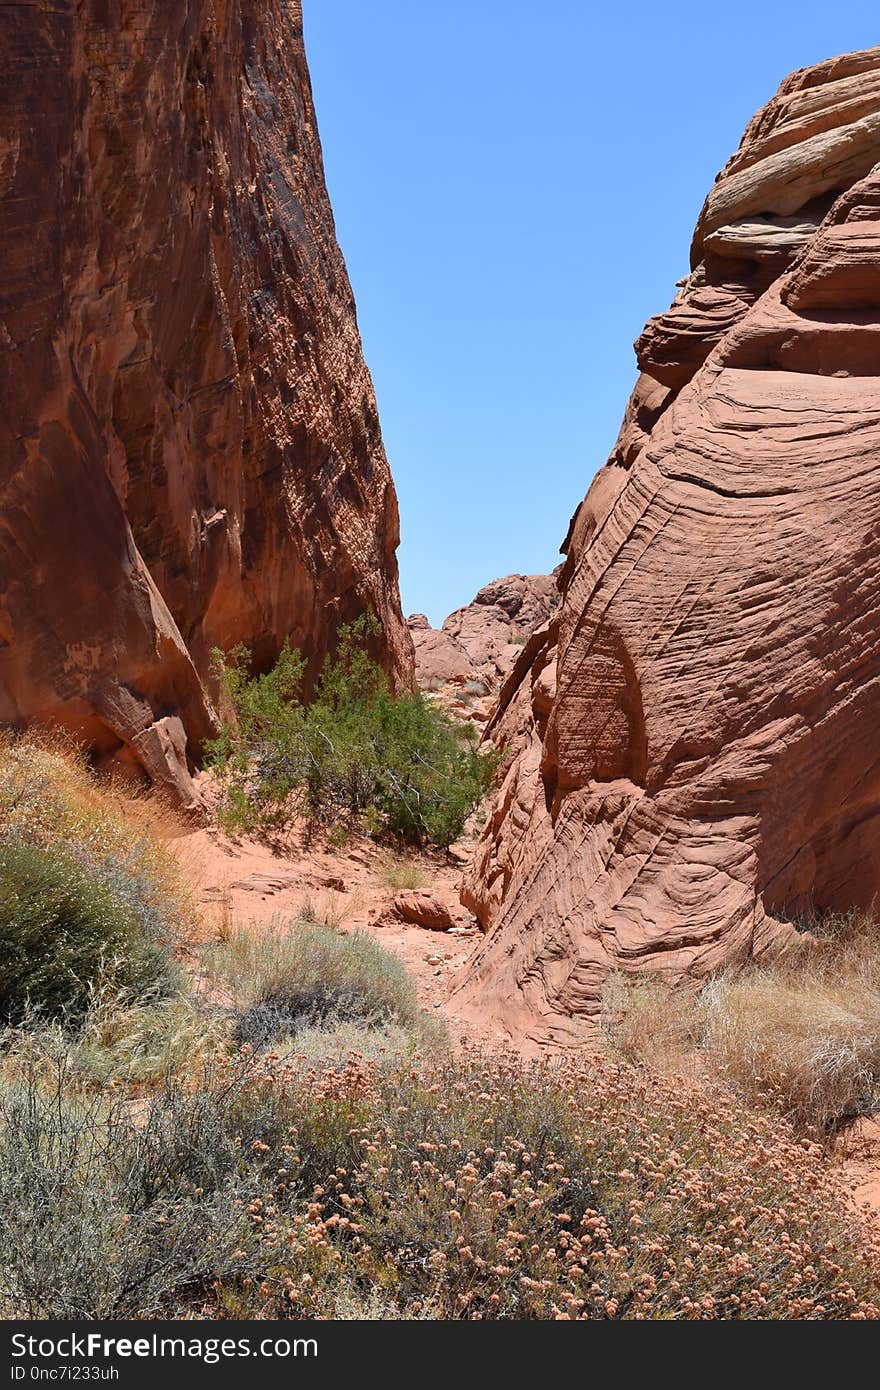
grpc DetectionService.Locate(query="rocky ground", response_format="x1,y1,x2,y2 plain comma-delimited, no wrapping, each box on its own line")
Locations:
155,556,880,1221
160,796,880,1227
73,552,873,1248
162,567,567,1048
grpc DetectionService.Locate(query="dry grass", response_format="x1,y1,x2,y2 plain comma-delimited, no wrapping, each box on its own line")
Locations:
0,730,198,942
601,973,703,1076
601,916,880,1132
298,891,348,932
378,855,428,891
199,917,446,1058
1,990,231,1092
199,917,322,1010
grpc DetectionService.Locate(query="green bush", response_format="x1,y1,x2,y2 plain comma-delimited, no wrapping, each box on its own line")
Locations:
0,733,198,942
0,839,178,1025
206,614,494,848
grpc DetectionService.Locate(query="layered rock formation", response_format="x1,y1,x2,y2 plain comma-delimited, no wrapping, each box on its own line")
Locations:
0,0,410,800
409,571,560,702
461,46,880,1044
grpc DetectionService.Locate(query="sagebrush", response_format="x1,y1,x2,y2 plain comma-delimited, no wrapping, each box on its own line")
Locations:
0,840,177,1024
0,735,189,1024
201,917,444,1054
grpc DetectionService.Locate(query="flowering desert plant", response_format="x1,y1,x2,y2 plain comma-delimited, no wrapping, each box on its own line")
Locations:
3,1046,876,1320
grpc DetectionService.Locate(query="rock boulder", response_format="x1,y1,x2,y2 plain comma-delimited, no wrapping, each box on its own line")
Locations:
0,0,411,792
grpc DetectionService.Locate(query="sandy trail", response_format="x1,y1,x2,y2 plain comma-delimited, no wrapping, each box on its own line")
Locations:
160,802,880,1223
167,812,501,1050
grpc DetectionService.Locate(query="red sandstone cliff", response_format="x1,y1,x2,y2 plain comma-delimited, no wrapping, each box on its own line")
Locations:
0,0,411,800
461,46,880,1044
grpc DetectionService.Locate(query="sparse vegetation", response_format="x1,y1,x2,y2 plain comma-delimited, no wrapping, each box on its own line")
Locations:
206,614,494,849
2,731,880,1319
379,856,428,891
0,734,191,1026
0,1049,261,1319
0,840,178,1025
0,733,192,936
0,1045,876,1319
52,987,229,1089
200,917,445,1056
601,914,880,1133
601,972,703,1076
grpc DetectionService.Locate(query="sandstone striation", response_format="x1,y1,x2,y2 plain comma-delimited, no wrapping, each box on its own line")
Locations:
461,47,880,1044
0,0,411,800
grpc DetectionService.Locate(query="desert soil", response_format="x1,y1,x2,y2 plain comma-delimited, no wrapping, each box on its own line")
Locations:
169,800,497,1051
158,786,880,1224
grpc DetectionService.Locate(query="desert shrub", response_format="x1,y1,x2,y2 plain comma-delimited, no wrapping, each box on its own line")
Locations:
0,1055,257,1318
0,732,197,1030
601,919,880,1132
0,839,178,1025
201,918,441,1053
0,733,194,939
0,1045,877,1319
235,1053,880,1320
206,615,494,848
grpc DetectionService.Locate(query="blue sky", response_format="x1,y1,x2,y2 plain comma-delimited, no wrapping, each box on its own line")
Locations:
304,2,880,626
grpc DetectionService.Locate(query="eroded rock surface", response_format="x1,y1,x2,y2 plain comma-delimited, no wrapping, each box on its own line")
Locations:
0,0,411,797
408,572,560,723
461,46,880,1044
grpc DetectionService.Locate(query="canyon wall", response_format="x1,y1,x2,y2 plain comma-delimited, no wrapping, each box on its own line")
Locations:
461,46,880,1044
0,0,411,799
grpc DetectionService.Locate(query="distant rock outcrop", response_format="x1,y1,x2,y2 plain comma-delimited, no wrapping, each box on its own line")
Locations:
0,0,411,801
461,47,880,1043
408,572,560,720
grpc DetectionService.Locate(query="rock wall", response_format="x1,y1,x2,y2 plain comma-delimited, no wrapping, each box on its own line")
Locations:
460,46,880,1044
409,571,560,688
0,0,411,799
